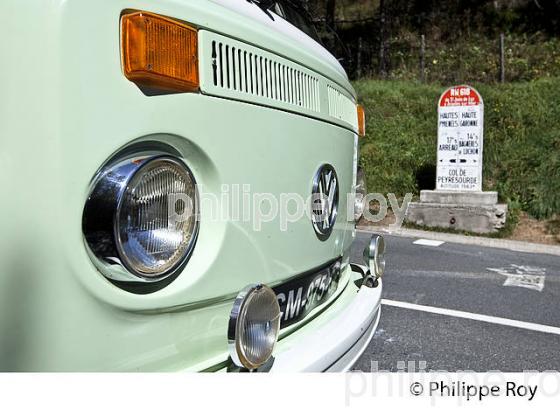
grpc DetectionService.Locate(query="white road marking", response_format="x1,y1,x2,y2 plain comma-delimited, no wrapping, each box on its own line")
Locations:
487,264,546,292
382,299,560,336
355,228,560,256
413,239,445,247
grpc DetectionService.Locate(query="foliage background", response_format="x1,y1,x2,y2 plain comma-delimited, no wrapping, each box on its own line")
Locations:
303,0,560,82
298,0,560,228
354,78,560,220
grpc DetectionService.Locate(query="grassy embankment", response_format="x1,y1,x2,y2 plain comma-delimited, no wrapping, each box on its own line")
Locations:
354,78,560,240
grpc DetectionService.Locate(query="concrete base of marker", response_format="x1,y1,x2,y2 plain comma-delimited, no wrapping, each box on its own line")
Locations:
406,190,507,234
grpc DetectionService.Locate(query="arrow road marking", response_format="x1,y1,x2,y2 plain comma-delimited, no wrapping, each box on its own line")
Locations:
487,264,546,292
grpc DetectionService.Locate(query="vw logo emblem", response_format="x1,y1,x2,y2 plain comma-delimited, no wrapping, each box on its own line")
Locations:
311,164,339,240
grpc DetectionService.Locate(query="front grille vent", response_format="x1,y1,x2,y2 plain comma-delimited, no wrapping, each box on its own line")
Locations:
211,41,320,113
199,31,359,132
327,85,357,126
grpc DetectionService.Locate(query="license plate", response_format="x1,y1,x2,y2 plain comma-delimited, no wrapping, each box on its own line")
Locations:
274,259,342,328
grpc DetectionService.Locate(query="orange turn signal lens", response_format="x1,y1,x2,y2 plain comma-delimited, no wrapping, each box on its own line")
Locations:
357,104,366,137
121,11,199,93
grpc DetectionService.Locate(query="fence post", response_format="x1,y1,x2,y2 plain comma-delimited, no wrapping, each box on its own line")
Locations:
326,0,336,31
499,33,505,83
420,34,426,83
357,37,363,78
378,0,387,78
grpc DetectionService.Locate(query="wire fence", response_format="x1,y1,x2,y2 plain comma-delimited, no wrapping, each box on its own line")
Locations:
332,30,560,83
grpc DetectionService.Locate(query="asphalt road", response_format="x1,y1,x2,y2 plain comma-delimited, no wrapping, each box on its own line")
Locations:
350,231,560,372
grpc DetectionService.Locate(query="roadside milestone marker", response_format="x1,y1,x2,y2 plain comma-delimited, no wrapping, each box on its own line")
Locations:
405,85,507,234
437,85,483,191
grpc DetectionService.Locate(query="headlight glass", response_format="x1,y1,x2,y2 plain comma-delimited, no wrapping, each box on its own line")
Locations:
117,157,198,277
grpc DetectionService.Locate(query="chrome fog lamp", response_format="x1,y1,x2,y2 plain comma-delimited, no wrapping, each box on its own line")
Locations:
363,234,386,278
83,155,199,282
354,167,367,222
228,284,281,370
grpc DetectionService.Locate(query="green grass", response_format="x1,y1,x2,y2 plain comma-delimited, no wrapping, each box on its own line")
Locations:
354,78,560,220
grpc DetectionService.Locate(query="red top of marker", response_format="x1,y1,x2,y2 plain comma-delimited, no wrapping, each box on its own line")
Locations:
439,86,482,107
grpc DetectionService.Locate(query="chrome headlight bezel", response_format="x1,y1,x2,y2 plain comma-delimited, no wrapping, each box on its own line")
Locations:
82,153,199,291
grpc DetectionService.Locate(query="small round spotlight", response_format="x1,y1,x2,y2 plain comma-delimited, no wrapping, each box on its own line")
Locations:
363,234,386,278
228,284,281,370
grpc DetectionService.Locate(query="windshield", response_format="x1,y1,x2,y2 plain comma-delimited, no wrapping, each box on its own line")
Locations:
245,1,350,65
271,1,322,43
245,0,322,43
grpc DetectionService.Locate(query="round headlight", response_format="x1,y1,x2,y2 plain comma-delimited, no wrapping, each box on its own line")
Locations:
83,154,199,286
228,284,281,370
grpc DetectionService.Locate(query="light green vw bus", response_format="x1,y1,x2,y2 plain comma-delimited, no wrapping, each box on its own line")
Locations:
0,0,384,371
